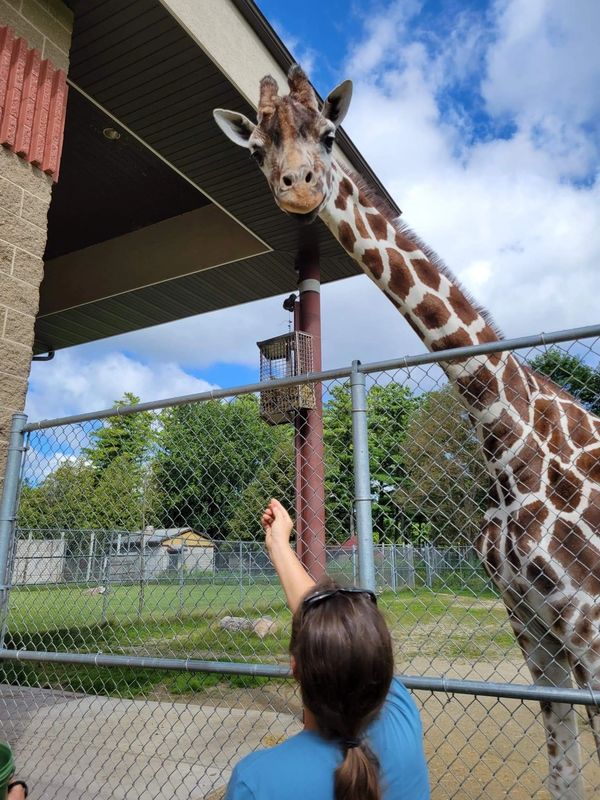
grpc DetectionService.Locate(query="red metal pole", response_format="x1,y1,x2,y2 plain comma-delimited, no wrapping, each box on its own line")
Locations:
293,299,304,565
295,247,326,580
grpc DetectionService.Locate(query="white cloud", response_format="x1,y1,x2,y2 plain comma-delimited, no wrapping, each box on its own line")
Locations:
480,0,600,181
270,19,318,77
26,352,218,423
339,0,600,339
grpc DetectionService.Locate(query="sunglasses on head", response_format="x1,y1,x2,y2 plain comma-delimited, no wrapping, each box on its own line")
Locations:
302,587,378,612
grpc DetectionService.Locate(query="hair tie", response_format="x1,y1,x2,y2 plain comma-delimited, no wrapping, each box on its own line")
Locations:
344,738,361,749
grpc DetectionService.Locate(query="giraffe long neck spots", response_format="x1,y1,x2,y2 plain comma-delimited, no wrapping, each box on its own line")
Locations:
320,165,499,359
320,164,503,400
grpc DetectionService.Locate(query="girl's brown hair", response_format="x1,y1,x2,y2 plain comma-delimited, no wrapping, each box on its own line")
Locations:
290,580,394,800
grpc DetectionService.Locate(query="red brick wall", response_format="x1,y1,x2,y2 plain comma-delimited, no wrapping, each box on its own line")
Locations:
0,24,67,180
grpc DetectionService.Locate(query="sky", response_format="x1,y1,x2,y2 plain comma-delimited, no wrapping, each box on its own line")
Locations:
25,0,600,423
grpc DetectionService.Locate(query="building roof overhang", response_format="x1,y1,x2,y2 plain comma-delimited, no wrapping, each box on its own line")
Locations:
36,0,399,354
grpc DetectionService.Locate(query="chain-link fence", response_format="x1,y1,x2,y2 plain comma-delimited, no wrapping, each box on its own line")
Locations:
1,324,600,798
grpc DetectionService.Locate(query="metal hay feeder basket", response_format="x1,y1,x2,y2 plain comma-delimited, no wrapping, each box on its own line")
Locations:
257,331,316,425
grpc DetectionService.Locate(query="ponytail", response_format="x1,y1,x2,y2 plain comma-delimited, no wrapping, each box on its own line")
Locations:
335,741,382,800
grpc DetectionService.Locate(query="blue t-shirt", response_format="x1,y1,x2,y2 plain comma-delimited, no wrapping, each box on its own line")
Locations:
225,678,430,800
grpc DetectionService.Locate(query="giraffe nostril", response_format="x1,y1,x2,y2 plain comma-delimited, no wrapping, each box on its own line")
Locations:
283,174,294,188
305,171,313,183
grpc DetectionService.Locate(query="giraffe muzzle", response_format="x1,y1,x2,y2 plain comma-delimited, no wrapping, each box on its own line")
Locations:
277,187,325,217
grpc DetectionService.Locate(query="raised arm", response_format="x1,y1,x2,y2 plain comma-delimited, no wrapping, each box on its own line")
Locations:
261,499,315,614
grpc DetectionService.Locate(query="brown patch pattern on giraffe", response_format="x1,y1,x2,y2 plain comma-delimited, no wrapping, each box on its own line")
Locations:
387,249,414,300
395,231,419,252
362,248,384,279
582,489,600,529
338,221,356,254
448,285,479,325
527,556,560,595
516,500,549,538
413,293,451,330
573,609,593,648
334,176,354,210
511,434,544,494
505,530,520,571
563,403,596,448
550,521,600,592
354,206,369,239
481,519,502,577
548,427,574,460
534,397,560,440
482,409,523,461
547,460,582,512
456,365,499,410
478,326,498,344
508,500,548,554
503,358,530,418
365,212,388,241
576,450,600,483
498,472,516,507
412,259,440,291
477,326,500,365
431,328,473,352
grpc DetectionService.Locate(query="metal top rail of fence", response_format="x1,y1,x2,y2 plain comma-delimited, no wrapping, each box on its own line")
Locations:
21,322,600,430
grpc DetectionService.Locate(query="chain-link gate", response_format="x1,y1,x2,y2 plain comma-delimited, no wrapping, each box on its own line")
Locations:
1,323,600,799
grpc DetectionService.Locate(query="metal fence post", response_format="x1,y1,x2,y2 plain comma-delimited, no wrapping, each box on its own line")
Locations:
0,413,27,649
178,550,184,613
101,552,111,625
350,361,376,592
391,544,397,593
138,543,145,618
239,541,244,605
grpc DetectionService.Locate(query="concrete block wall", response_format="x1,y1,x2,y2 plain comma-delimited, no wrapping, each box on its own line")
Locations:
1,0,72,71
0,0,73,490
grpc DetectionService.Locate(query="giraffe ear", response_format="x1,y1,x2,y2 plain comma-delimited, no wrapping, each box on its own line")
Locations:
213,109,256,148
322,80,353,128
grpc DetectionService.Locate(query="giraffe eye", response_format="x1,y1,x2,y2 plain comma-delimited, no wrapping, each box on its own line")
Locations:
322,133,335,152
250,149,265,167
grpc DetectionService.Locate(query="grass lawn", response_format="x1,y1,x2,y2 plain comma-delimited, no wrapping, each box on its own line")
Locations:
2,579,519,699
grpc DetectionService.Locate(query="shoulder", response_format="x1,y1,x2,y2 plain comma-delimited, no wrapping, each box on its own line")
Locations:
226,732,336,800
386,677,422,722
369,677,424,747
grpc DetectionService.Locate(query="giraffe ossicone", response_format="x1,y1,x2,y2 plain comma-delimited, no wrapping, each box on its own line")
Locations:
214,65,600,800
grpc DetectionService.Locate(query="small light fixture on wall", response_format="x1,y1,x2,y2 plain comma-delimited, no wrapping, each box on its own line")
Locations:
102,127,121,141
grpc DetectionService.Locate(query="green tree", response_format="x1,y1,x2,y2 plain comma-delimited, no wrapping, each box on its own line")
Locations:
323,382,419,543
529,348,600,415
229,436,295,540
83,392,154,472
18,460,98,533
152,395,292,540
395,387,489,545
19,394,155,540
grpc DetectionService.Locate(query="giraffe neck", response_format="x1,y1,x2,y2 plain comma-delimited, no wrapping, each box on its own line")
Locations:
319,162,519,422
321,162,499,354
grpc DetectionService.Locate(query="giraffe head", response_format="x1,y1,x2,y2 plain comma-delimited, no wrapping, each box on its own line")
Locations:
213,66,352,222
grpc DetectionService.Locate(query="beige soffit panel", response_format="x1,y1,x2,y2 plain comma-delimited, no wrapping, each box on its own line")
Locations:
39,204,268,316
158,0,352,171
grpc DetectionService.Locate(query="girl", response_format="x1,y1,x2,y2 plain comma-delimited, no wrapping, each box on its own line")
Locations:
225,499,430,800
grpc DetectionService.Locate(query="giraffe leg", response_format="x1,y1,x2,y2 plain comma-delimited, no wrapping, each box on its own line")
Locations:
508,613,585,800
569,657,600,769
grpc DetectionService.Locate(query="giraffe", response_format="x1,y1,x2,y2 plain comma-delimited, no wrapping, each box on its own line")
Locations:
213,66,600,799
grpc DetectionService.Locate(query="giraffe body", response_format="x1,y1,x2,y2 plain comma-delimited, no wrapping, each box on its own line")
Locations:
214,66,600,798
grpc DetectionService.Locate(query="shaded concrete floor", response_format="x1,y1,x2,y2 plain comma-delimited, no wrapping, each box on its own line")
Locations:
0,685,300,799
